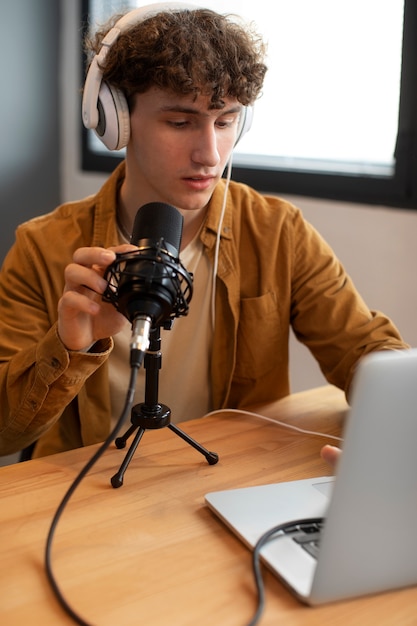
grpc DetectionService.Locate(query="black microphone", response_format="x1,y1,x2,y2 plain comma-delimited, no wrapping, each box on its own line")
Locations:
103,202,193,366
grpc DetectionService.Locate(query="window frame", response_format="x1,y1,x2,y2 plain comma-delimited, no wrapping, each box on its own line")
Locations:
80,0,417,209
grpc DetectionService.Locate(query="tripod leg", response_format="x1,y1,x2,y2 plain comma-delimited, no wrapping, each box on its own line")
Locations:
114,423,137,449
111,427,146,488
168,424,219,465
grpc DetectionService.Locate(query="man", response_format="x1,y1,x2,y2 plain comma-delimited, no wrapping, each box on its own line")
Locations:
0,5,408,460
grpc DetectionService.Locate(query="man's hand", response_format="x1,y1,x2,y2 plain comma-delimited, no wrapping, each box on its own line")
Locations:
320,444,342,470
58,245,135,351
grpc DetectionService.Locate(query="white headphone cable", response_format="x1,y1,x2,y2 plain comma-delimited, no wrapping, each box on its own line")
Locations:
211,155,233,331
204,407,343,442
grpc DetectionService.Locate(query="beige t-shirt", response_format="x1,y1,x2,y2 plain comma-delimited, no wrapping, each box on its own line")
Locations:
108,230,213,427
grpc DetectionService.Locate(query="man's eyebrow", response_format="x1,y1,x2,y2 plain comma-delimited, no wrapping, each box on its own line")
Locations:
159,105,242,116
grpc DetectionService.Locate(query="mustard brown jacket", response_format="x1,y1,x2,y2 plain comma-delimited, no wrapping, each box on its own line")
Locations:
0,162,408,457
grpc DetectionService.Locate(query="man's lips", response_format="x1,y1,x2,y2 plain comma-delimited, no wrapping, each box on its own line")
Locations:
182,175,216,191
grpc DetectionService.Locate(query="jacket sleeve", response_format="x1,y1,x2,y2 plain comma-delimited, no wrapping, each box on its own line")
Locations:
0,229,112,456
289,210,409,397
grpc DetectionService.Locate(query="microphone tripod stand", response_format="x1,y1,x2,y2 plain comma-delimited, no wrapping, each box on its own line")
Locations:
110,325,219,488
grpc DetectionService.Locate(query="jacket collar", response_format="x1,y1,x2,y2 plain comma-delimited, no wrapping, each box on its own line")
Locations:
92,161,126,248
203,179,233,245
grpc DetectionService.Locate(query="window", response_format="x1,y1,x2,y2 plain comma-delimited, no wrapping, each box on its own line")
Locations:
80,0,417,209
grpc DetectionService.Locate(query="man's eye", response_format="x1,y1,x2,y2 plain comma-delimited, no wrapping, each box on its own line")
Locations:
168,120,188,128
217,117,238,129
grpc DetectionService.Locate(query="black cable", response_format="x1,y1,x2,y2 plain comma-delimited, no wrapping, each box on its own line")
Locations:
44,364,140,626
45,353,323,626
246,517,324,626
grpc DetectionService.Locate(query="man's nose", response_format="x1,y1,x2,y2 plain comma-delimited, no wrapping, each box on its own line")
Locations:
191,126,221,167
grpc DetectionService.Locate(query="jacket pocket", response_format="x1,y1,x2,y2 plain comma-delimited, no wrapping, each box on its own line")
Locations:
234,291,285,380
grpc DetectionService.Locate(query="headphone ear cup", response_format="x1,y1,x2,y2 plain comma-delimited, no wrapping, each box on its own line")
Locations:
83,4,207,151
95,82,130,151
234,106,253,146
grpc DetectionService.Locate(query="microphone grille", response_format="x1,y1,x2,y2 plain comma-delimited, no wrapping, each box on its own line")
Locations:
131,202,183,253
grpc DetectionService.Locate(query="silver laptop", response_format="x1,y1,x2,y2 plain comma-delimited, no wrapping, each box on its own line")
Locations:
205,348,417,605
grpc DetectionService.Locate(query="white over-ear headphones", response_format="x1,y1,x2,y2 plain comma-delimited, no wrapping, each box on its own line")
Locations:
82,2,253,151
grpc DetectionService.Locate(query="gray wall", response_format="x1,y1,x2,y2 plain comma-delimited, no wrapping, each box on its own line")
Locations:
0,0,60,265
0,0,60,465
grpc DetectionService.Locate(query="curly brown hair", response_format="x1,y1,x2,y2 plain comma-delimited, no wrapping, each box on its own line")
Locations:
85,8,267,109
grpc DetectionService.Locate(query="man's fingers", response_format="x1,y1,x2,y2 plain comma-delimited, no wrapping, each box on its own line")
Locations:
58,289,101,316
320,444,341,469
64,263,109,295
72,247,116,267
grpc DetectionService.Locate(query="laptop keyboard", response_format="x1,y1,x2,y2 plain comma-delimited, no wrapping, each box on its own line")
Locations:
283,521,324,559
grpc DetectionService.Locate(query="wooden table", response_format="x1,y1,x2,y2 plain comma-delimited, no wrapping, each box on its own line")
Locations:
1,385,415,625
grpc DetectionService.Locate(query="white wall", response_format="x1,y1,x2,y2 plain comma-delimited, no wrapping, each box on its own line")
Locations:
60,1,417,394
